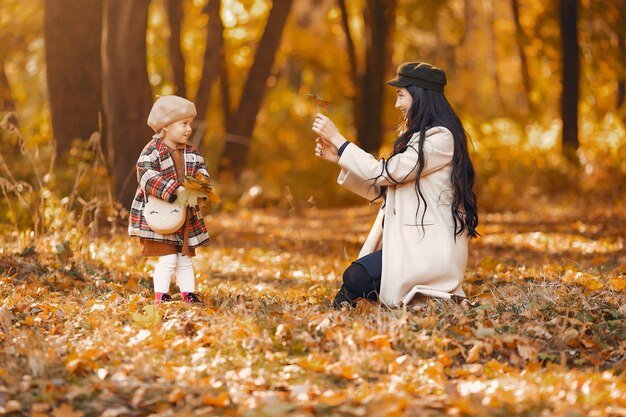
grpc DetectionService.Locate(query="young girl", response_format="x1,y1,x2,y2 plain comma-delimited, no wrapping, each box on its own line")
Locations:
312,62,479,308
128,95,210,304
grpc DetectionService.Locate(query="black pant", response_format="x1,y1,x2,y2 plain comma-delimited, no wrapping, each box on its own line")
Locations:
333,255,382,308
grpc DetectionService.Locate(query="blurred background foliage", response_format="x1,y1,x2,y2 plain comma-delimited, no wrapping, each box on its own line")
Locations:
0,0,625,241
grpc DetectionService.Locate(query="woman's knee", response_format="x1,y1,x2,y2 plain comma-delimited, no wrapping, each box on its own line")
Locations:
342,263,369,292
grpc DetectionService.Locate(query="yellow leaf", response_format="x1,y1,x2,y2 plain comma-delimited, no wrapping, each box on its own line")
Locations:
610,278,626,291
131,305,161,327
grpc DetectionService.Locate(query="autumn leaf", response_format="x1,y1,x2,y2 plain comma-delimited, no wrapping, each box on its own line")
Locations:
200,392,230,407
130,304,161,327
305,94,331,112
183,174,221,203
298,354,329,373
466,343,483,364
52,404,84,417
610,278,626,291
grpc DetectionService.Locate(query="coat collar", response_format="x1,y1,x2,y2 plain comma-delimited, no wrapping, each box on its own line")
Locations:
153,137,189,158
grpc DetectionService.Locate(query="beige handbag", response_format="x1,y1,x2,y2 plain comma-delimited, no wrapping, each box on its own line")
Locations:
144,194,187,234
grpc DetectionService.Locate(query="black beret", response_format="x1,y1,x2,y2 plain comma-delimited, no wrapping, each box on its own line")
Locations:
386,62,446,92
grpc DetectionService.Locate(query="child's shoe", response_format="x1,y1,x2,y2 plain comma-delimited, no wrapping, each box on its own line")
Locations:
156,293,173,304
183,292,202,304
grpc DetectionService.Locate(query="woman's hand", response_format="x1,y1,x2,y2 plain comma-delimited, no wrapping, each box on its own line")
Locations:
315,137,339,164
312,113,346,148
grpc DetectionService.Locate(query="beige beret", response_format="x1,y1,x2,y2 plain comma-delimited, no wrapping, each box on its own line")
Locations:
147,95,197,132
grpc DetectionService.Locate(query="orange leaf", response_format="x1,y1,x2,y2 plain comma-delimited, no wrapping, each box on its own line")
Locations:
305,94,331,112
200,392,230,407
330,364,359,380
298,354,328,373
438,351,453,367
167,388,185,404
466,343,483,363
52,404,85,417
517,344,538,362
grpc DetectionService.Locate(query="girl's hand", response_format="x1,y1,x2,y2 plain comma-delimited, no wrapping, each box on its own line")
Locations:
312,113,345,148
315,137,339,164
176,187,205,208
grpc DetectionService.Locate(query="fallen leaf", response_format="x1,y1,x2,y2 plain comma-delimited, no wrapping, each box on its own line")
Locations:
467,343,483,363
200,392,230,407
52,404,84,417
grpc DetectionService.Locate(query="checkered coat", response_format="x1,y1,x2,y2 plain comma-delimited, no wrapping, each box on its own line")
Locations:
128,138,210,249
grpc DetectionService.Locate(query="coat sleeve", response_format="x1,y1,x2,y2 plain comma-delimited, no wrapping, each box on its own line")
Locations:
137,146,181,202
337,169,382,201
337,128,454,187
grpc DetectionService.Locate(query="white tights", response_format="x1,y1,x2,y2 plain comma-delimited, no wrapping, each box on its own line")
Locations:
153,254,195,293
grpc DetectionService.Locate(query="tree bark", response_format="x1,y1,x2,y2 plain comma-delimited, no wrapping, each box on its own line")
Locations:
462,0,478,114
102,0,154,206
511,0,532,114
559,0,580,156
190,0,224,146
0,59,15,112
617,5,625,112
618,30,625,110
357,0,396,153
338,0,395,153
218,0,294,178
337,0,358,84
487,0,504,113
166,0,187,98
44,0,103,155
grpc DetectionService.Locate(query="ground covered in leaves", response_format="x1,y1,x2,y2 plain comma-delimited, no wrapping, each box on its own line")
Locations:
1,204,625,417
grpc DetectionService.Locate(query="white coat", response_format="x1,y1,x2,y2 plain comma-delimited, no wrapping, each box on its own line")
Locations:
337,126,468,306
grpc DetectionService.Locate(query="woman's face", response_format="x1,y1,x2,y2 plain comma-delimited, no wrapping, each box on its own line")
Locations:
395,88,413,118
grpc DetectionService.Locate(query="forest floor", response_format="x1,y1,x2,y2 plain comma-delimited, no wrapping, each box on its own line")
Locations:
0,203,625,417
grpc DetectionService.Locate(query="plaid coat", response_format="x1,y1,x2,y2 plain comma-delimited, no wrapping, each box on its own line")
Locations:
128,138,210,249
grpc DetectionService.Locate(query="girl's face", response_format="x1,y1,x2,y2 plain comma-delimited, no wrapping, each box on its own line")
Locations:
395,88,413,118
162,117,194,147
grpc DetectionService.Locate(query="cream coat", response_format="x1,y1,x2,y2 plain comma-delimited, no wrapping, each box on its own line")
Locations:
337,126,467,306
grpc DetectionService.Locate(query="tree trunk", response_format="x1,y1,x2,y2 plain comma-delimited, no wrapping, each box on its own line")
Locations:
166,0,187,98
337,0,358,84
44,0,103,155
102,0,154,206
617,6,625,112
559,0,580,157
190,0,224,146
487,0,504,114
0,59,15,112
218,0,293,178
618,30,625,110
511,0,532,114
357,0,396,153
338,0,395,153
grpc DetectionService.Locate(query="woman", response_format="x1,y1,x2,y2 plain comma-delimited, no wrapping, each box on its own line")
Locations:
312,62,479,308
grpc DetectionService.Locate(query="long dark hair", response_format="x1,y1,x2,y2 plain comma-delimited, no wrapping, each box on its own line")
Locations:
378,85,479,238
